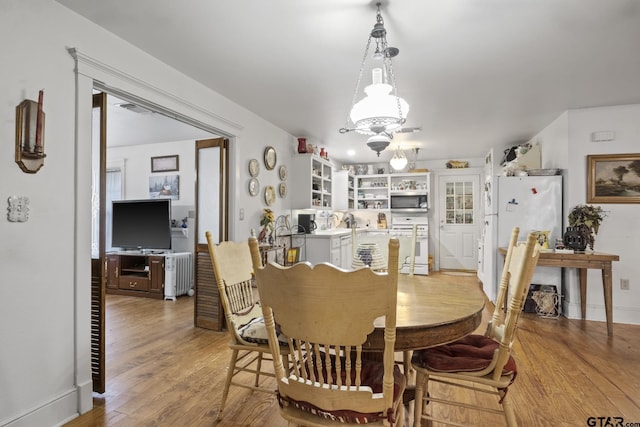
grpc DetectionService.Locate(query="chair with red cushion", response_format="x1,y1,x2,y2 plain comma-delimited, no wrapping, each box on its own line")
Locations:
411,229,539,427
250,236,406,427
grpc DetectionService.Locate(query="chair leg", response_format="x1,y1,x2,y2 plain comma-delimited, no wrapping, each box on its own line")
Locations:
217,348,239,420
501,389,517,427
413,370,426,427
403,351,414,382
254,352,263,387
396,400,405,427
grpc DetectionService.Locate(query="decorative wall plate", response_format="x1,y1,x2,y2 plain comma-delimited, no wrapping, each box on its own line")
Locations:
279,182,287,198
264,146,277,170
248,158,259,177
264,185,276,205
279,165,287,181
248,178,259,196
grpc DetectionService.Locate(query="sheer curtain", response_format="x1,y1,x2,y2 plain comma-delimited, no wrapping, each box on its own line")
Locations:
91,162,124,258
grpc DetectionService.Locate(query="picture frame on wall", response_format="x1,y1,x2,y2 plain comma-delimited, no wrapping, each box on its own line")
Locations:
149,175,180,200
587,153,640,204
151,155,179,173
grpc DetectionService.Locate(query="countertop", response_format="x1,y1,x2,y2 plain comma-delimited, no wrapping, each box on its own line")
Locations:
305,228,389,238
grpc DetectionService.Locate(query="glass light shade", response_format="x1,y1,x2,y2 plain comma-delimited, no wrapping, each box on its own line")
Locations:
390,148,408,170
350,69,409,136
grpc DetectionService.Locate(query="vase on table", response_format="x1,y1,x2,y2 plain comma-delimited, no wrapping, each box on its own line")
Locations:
563,226,587,253
258,227,268,243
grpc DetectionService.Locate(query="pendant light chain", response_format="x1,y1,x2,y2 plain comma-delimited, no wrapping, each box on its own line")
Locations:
340,1,410,147
341,35,373,133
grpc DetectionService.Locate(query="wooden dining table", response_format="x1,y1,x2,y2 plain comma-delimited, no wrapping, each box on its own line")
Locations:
365,274,486,351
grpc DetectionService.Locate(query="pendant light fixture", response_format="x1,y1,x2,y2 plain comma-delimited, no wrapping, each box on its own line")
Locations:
389,146,408,170
339,2,409,154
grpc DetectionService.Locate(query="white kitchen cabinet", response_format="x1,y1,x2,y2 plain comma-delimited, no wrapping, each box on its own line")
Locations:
333,170,355,210
289,153,334,209
355,172,430,210
355,174,390,210
305,231,353,269
340,234,353,268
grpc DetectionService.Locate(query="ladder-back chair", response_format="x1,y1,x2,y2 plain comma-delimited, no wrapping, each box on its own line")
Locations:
205,232,288,420
351,226,418,275
250,236,406,426
411,229,540,427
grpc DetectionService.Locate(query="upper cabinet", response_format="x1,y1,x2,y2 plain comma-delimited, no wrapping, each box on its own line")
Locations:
355,172,430,210
290,154,333,209
333,170,355,210
389,173,430,194
356,174,390,210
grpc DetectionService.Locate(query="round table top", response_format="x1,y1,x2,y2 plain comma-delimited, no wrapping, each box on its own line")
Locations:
366,275,486,351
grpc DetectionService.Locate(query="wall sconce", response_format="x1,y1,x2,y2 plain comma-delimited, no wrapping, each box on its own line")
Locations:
15,90,46,173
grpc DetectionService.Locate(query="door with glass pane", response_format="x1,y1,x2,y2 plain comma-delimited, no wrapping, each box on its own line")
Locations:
438,173,480,270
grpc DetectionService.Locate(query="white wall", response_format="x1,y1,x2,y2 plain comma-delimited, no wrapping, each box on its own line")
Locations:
0,1,294,425
528,105,640,325
108,140,197,206
1,1,638,425
565,105,640,324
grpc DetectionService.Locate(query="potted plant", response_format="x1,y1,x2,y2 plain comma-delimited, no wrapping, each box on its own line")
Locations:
566,204,606,251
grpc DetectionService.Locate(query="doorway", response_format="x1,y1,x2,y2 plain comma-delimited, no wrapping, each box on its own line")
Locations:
437,171,481,271
91,90,229,393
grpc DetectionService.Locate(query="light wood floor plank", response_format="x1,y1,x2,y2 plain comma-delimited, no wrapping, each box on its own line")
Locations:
64,273,640,427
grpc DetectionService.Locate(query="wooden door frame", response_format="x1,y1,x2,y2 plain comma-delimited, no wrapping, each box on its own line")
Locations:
194,137,229,330
92,92,107,393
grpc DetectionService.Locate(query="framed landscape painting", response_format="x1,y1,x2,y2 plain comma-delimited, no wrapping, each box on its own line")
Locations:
587,153,640,203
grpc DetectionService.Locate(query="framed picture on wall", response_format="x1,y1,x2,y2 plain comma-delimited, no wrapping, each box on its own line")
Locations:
587,153,640,204
151,155,179,173
149,175,180,200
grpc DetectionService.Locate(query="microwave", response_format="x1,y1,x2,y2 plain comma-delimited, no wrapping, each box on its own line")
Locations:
390,193,428,212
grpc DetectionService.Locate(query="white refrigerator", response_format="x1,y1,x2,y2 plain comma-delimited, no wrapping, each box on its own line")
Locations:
480,175,563,303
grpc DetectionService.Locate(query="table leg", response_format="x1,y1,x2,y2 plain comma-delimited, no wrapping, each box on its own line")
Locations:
579,268,587,320
602,264,614,336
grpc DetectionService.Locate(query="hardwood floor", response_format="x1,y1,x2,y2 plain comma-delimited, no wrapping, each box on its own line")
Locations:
64,273,640,427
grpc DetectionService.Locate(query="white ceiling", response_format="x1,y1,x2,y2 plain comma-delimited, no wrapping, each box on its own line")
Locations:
60,0,640,164
103,95,216,148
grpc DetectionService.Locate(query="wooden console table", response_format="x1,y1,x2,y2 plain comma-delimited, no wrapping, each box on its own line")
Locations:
499,248,619,336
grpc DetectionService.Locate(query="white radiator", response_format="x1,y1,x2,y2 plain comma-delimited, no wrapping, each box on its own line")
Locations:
164,252,193,301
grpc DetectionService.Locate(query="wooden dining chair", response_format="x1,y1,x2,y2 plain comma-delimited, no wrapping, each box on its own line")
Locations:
411,230,540,427
351,226,419,379
205,232,288,420
487,226,520,337
351,226,418,275
249,236,407,427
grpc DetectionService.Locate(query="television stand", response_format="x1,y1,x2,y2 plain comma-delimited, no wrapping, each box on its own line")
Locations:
105,253,165,299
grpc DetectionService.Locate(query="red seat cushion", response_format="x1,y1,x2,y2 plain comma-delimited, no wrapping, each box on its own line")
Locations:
412,334,517,375
277,354,405,424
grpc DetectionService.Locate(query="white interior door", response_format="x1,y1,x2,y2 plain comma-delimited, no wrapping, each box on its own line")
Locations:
438,173,481,271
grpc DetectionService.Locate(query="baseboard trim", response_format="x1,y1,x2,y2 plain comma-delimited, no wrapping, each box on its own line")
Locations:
563,301,640,326
2,388,78,427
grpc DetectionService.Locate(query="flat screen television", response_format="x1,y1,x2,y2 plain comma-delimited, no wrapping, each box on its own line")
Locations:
111,199,172,251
